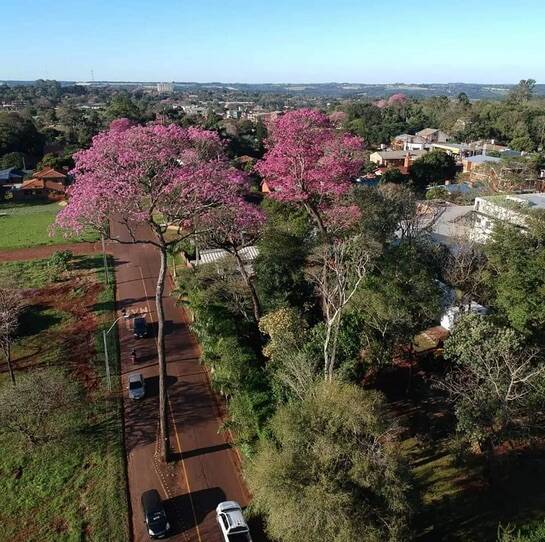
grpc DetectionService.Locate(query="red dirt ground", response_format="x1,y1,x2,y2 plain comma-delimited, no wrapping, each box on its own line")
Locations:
6,272,104,392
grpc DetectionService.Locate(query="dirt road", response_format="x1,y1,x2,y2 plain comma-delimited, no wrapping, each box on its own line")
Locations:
112,221,249,542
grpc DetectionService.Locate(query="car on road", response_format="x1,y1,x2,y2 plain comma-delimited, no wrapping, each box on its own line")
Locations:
216,501,252,542
128,373,145,400
133,316,148,338
141,489,170,539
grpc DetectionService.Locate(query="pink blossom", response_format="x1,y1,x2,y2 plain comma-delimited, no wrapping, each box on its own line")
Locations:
387,93,408,106
56,122,248,236
255,109,364,205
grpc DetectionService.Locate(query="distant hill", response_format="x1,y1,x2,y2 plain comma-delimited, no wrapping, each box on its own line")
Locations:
1,80,544,99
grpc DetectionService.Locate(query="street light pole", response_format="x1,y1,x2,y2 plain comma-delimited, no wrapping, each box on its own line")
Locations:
103,329,111,392
102,309,127,392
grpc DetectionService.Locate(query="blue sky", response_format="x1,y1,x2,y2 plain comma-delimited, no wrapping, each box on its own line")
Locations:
2,0,544,83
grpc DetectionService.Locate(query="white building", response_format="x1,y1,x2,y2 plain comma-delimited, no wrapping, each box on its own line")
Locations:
157,82,174,93
440,302,488,331
471,192,545,242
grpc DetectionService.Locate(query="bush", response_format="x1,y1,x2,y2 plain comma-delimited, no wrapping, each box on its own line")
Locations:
47,250,73,278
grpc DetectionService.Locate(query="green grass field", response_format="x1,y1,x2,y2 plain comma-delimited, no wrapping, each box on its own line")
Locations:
0,256,128,541
0,202,98,250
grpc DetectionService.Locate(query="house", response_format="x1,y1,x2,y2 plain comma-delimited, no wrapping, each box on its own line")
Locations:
462,154,501,173
391,133,428,151
430,142,478,159
416,128,450,144
20,178,66,201
471,192,545,242
369,150,427,168
32,167,68,184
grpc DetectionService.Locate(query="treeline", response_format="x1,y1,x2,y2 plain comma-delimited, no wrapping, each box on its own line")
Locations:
338,80,545,151
177,109,545,541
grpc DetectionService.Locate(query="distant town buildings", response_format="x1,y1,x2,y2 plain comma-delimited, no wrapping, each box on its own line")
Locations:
156,82,174,93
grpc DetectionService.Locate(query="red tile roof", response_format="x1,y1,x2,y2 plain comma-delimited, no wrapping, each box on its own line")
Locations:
32,167,67,180
21,178,66,193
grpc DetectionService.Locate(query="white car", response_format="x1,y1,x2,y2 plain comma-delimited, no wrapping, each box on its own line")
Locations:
216,501,252,542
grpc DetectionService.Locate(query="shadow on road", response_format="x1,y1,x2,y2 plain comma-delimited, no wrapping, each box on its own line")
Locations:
165,487,226,535
171,442,232,461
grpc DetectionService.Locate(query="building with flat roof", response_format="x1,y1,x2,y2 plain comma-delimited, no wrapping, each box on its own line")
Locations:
471,192,545,241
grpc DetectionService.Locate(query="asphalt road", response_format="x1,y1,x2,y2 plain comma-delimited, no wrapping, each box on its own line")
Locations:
111,220,249,542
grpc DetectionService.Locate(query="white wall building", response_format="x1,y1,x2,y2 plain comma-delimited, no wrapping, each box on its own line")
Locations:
471,193,545,242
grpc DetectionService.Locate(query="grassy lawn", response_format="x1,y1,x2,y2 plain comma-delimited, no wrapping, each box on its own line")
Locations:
0,255,128,541
0,201,98,250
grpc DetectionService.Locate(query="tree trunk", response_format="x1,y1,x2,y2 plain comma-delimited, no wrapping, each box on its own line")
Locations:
5,343,15,386
234,251,261,322
156,246,170,462
303,201,327,236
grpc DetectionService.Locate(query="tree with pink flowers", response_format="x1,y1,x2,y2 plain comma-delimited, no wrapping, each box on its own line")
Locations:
56,120,248,461
256,110,373,379
255,109,364,234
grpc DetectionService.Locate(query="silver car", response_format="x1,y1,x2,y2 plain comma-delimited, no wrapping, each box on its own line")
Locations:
216,501,252,542
128,373,145,400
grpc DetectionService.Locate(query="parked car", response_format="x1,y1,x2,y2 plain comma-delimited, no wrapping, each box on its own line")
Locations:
128,373,145,400
216,501,252,542
141,489,170,539
133,316,148,338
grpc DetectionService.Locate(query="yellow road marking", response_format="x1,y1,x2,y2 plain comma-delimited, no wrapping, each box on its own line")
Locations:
169,398,203,542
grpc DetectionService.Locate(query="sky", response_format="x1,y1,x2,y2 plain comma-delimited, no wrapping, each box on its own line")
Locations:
2,0,545,84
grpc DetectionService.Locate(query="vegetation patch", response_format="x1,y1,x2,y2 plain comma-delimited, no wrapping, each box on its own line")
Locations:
0,255,128,541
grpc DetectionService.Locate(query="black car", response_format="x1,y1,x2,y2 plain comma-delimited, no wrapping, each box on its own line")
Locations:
133,316,148,338
141,489,170,539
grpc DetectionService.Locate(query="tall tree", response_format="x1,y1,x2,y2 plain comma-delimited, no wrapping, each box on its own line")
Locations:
255,108,364,234
248,380,411,542
441,314,545,458
56,120,247,461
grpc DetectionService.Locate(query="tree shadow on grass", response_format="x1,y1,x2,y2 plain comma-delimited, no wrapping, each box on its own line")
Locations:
18,304,65,337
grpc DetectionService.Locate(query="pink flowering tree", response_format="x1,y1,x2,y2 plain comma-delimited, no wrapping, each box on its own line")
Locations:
255,109,364,235
387,93,408,107
56,121,247,461
256,109,374,379
197,201,266,322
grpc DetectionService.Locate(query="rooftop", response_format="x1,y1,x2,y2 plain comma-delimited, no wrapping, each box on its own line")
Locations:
371,150,427,159
477,192,545,215
465,155,501,164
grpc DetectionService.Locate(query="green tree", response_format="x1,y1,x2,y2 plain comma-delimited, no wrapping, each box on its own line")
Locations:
0,152,25,169
248,380,411,542
410,150,457,191
441,314,545,454
0,112,44,156
485,221,545,339
508,79,536,104
104,94,143,122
